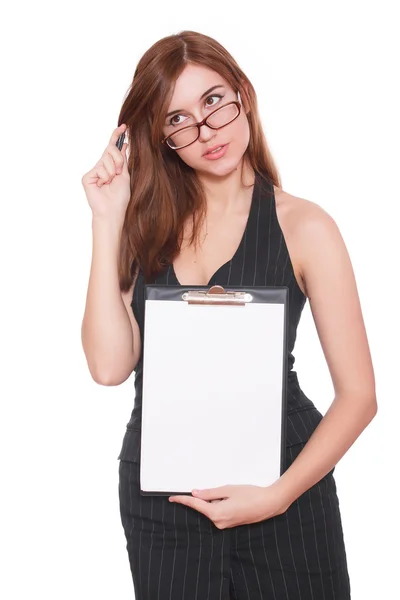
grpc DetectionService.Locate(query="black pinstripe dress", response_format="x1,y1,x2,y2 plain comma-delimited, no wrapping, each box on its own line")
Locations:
117,171,351,599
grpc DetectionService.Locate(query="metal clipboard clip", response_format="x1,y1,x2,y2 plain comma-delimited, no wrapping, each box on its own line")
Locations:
182,285,253,306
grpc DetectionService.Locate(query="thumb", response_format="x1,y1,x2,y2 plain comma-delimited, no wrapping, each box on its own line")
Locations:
192,486,230,500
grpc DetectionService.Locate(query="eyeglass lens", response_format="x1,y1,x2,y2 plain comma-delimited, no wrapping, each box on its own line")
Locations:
167,103,239,149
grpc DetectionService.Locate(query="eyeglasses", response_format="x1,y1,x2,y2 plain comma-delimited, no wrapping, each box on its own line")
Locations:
161,100,241,150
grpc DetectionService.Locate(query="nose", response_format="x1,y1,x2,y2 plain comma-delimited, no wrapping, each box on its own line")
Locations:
197,121,217,144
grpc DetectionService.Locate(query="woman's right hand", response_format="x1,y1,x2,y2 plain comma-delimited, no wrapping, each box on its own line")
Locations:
81,124,131,221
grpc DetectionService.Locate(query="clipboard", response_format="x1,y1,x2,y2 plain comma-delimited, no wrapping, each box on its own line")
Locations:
140,283,289,496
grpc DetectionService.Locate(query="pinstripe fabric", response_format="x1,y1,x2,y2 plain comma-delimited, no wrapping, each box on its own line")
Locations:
117,171,351,598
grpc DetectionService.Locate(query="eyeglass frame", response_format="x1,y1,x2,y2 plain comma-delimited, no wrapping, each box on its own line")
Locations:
161,100,242,150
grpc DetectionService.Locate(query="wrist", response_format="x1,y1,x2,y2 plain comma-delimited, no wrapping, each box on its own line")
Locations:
269,476,296,514
92,212,125,228
92,213,125,237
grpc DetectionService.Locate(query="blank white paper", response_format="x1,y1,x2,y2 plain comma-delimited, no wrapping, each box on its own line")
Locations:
140,298,286,493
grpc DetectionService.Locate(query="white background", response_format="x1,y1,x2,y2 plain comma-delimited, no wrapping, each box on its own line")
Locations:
1,0,398,598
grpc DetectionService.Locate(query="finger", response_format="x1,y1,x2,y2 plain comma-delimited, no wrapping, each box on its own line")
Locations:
169,495,214,519
105,145,124,175
95,165,111,187
101,153,116,180
192,486,230,501
109,123,127,147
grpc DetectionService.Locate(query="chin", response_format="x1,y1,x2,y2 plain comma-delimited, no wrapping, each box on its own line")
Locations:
203,155,245,177
191,150,245,176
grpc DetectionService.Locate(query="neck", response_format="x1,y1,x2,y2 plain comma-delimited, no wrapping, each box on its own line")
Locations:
196,158,255,216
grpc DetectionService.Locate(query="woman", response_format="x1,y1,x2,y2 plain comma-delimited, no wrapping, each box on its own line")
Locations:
81,30,377,599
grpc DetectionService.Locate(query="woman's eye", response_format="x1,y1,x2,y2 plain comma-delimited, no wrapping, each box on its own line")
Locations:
168,94,224,127
169,114,185,126
205,94,223,107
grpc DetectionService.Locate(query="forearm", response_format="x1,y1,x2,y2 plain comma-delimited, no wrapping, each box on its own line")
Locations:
81,216,134,383
276,394,378,508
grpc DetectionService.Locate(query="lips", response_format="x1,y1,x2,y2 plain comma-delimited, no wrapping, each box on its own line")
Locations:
203,143,226,156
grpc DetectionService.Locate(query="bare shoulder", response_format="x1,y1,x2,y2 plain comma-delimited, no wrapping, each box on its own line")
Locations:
273,186,340,298
273,186,334,238
274,186,376,403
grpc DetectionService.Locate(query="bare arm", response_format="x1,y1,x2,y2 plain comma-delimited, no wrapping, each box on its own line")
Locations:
81,215,141,385
276,200,377,508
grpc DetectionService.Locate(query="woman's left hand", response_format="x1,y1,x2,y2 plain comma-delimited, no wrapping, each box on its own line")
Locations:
169,482,290,529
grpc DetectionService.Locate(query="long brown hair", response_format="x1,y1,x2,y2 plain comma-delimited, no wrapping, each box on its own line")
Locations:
117,30,282,291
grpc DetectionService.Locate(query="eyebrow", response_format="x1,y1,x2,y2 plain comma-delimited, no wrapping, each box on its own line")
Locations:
165,85,225,118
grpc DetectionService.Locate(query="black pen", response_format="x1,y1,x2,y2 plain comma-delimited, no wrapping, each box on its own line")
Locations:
116,131,126,150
